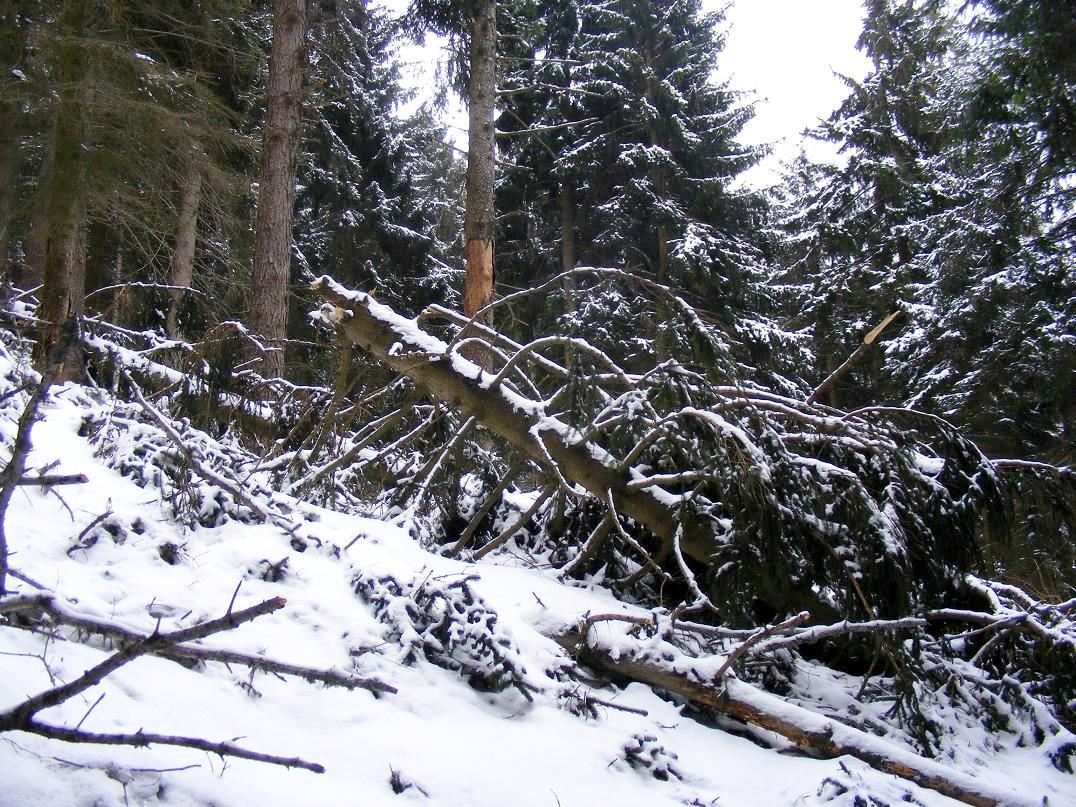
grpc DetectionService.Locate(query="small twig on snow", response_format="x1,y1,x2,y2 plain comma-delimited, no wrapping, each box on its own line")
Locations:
25,721,324,773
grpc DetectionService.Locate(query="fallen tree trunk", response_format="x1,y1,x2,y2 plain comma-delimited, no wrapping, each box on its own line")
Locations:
312,276,715,563
83,327,280,443
554,629,1042,807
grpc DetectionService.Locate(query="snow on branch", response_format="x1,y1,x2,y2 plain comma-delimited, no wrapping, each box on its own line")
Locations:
313,276,1006,625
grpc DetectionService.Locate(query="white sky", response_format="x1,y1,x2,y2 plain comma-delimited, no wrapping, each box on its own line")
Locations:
383,0,871,188
716,0,870,186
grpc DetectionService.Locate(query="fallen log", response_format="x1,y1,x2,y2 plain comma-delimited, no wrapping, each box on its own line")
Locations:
312,276,715,564
553,628,1042,807
83,325,281,443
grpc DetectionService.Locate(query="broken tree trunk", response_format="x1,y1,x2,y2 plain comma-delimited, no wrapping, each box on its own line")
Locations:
555,629,1042,807
463,0,497,328
806,311,903,406
313,277,715,564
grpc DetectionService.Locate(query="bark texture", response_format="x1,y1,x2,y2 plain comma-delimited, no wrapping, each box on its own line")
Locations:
0,102,18,273
36,0,89,381
166,146,202,339
20,145,51,291
0,4,28,274
248,0,308,378
463,0,497,326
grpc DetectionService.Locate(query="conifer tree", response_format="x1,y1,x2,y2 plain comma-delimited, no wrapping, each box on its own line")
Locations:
409,0,498,330
0,2,33,274
780,0,1072,458
295,2,458,315
778,0,955,409
2,1,254,357
499,0,798,384
890,0,1074,457
35,0,94,378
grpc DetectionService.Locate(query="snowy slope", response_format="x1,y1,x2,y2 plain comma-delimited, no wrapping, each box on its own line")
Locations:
0,375,1072,806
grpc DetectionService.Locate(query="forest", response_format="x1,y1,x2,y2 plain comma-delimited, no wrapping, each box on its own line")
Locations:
0,1,1073,805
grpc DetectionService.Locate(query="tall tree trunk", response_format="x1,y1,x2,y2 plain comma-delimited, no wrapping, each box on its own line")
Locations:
0,4,29,277
20,138,51,291
167,145,202,339
0,101,18,276
463,0,496,327
248,0,308,378
35,0,89,382
560,182,576,312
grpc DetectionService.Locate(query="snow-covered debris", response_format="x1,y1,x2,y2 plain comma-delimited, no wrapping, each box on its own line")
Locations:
0,340,1072,807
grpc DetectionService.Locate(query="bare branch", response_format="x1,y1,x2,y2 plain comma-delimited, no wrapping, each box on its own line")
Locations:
0,597,286,731
16,474,88,487
472,479,559,560
711,611,811,681
25,720,324,773
2,593,396,695
122,371,273,523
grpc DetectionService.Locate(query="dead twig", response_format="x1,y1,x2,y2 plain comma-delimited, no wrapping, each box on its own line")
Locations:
25,722,324,773
0,594,331,772
0,592,397,695
0,596,286,730
16,474,88,487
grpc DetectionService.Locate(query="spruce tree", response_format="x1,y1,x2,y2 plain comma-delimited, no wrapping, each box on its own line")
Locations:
408,0,499,330
295,2,458,315
891,0,1074,458
780,0,1073,458
248,0,310,378
535,0,796,384
777,0,955,409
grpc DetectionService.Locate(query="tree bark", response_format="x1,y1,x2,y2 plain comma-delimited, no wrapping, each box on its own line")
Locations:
555,630,1043,807
166,144,202,339
20,140,51,291
248,0,308,378
560,182,576,312
463,0,497,328
0,4,29,276
35,0,89,381
0,102,18,275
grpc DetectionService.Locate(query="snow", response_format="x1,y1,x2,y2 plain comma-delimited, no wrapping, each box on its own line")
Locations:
1,360,1072,806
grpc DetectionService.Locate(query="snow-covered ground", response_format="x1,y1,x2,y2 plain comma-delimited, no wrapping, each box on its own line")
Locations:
1,365,1072,806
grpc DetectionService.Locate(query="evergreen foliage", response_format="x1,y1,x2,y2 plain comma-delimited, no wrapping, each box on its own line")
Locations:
496,0,807,388
294,3,462,320
779,0,1073,462
0,0,1068,655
